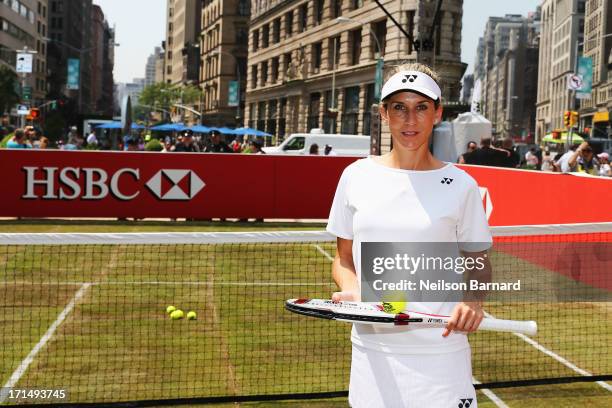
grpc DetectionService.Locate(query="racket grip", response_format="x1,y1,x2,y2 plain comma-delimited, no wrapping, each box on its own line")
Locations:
480,318,538,336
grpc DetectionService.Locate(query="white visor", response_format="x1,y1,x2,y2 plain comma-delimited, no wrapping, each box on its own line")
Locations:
380,71,441,102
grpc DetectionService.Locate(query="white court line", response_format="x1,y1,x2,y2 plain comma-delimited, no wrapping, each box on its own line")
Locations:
313,244,509,407
0,283,91,403
484,312,612,392
473,378,509,408
0,281,334,286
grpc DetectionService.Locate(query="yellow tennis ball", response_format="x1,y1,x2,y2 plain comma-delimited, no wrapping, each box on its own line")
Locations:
166,305,176,314
382,301,406,314
187,311,197,320
170,310,184,320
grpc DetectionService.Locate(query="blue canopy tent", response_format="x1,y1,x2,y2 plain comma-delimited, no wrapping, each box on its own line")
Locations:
149,123,187,132
232,127,272,137
190,125,213,133
96,122,145,130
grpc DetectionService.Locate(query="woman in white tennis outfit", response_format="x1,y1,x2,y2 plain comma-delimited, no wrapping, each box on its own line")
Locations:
326,63,492,408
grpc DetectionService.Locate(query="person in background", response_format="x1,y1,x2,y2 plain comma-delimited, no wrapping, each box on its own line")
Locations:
540,148,555,172
250,139,266,154
457,141,477,164
325,144,338,156
524,147,540,169
462,137,509,167
500,138,520,168
203,130,232,152
6,128,30,148
230,137,242,153
561,142,599,175
38,136,49,149
597,152,611,177
87,128,98,147
309,143,319,155
174,129,199,152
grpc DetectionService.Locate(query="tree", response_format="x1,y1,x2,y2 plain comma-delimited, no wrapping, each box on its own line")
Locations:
139,82,203,112
0,65,20,115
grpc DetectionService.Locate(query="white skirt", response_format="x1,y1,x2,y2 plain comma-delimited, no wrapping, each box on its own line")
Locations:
348,344,477,408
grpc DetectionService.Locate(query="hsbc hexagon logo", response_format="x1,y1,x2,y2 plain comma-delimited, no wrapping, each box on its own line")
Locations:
146,169,206,200
478,187,493,220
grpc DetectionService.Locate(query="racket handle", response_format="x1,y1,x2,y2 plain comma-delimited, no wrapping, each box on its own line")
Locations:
480,318,538,336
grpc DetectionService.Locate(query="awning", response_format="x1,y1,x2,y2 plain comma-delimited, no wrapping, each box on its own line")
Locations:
593,111,609,123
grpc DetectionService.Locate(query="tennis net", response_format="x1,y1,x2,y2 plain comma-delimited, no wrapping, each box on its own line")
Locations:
0,223,610,405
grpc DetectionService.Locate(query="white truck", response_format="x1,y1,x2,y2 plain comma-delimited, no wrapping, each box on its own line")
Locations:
263,129,371,156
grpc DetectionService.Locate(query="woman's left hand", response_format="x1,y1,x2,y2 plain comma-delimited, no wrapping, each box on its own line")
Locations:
442,302,484,337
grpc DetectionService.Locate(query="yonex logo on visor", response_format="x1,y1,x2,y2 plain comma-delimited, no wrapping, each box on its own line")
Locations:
381,70,442,102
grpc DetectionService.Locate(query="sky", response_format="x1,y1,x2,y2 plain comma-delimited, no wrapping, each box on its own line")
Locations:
94,0,541,84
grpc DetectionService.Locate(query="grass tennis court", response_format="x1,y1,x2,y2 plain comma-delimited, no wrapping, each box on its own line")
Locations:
0,220,610,407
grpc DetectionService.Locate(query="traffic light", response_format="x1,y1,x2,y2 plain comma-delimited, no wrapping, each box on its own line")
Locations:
570,111,579,127
30,108,40,119
563,111,571,127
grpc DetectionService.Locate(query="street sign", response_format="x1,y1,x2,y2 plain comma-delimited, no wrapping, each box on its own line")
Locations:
22,86,32,101
17,105,30,115
228,81,239,107
576,57,593,99
67,58,80,90
16,53,33,73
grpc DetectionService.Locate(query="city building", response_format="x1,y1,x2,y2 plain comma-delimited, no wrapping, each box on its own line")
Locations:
480,13,540,138
163,0,201,86
461,73,474,104
245,0,466,151
0,0,48,111
145,46,163,87
115,78,145,108
154,45,165,83
536,0,585,140
578,0,611,138
199,0,250,127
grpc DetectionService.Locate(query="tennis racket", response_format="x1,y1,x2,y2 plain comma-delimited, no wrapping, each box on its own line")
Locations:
285,298,537,336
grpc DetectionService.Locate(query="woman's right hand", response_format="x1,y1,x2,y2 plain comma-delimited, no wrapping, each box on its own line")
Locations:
332,290,359,302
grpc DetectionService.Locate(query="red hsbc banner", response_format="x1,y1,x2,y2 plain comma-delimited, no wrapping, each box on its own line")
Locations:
1,150,610,226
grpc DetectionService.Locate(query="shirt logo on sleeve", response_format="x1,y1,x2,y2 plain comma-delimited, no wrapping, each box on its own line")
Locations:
441,177,454,184
458,398,473,408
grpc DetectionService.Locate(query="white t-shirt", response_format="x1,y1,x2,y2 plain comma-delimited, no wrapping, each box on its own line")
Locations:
326,157,492,354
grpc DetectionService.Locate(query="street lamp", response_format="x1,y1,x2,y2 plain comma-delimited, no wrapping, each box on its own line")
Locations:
209,49,242,125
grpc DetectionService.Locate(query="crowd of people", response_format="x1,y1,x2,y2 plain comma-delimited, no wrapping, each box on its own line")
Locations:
457,137,611,177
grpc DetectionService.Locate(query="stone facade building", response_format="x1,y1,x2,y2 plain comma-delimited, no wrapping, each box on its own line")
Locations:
244,0,465,151
536,0,585,139
577,0,611,138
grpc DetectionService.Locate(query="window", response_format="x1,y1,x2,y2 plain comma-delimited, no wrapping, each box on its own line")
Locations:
350,29,362,65
342,86,360,134
261,60,268,84
308,93,321,130
283,52,291,78
273,18,280,43
278,98,287,140
299,3,308,33
262,24,269,48
238,0,249,16
371,20,386,58
328,36,340,69
315,0,324,25
267,99,277,135
285,11,293,37
271,57,279,83
332,0,342,18
283,137,305,151
257,101,266,131
252,29,259,51
251,65,258,88
362,83,375,135
351,0,363,10
312,42,322,71
236,26,248,44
